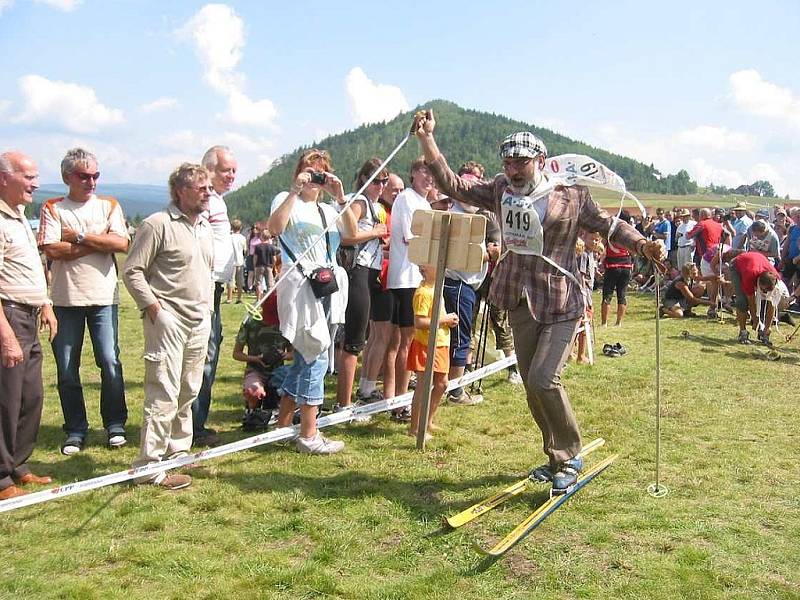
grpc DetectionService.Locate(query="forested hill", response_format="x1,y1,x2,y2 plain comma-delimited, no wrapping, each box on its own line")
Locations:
226,99,693,224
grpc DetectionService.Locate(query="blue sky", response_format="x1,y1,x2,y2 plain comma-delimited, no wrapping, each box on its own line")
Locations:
1,0,798,197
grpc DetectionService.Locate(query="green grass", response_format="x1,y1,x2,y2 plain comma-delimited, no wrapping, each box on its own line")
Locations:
591,188,787,211
1,287,798,599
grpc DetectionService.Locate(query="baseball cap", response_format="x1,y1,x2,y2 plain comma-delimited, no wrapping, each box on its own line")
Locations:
755,208,770,218
499,132,547,159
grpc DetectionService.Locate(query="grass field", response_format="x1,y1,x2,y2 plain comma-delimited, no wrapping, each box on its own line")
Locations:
590,189,790,212
1,286,799,599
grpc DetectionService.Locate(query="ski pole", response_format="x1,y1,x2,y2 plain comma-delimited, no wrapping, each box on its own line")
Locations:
648,262,668,498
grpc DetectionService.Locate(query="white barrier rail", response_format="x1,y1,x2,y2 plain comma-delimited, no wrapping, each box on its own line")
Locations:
0,354,516,514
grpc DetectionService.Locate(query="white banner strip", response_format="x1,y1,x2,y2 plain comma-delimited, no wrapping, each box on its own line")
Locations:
0,354,517,514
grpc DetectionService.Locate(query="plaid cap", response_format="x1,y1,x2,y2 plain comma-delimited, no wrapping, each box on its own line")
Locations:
498,131,547,159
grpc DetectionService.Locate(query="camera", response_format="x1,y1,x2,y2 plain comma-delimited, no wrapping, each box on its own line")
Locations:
310,171,327,185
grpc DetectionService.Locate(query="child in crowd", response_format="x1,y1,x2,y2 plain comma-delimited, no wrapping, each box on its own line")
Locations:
407,264,459,441
232,293,291,431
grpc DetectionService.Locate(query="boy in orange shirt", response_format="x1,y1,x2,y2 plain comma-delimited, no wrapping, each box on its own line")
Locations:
407,264,459,440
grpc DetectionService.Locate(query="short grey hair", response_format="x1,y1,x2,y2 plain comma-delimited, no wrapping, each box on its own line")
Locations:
61,147,98,181
201,145,233,170
168,163,209,204
0,153,12,174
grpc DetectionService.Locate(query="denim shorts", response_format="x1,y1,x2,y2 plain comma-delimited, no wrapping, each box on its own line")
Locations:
278,350,328,406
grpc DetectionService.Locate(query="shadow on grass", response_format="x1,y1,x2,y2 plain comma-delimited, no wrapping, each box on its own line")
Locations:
675,332,800,364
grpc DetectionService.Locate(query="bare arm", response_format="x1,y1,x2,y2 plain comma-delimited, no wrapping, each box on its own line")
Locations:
61,227,129,253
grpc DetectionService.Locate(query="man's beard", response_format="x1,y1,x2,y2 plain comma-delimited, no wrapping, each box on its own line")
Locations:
509,170,543,196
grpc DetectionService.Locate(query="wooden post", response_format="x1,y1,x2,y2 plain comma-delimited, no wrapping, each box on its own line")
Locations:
416,213,451,450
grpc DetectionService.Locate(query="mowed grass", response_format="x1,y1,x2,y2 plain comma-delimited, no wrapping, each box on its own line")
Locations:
590,188,791,211
1,284,798,600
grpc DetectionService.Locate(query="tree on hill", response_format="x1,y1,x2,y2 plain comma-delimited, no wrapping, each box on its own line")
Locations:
226,100,698,224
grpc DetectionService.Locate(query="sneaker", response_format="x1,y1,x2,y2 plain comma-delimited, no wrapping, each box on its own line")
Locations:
529,463,553,482
242,408,272,432
738,330,750,345
192,429,220,447
107,427,126,449
707,308,718,319
551,456,584,494
333,402,372,423
153,473,192,490
757,331,773,347
612,343,627,356
602,344,621,357
355,389,384,403
390,406,412,423
778,312,795,325
448,390,483,406
60,436,84,456
296,432,345,454
507,369,523,385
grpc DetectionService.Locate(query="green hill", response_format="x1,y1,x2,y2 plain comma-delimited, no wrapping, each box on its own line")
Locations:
226,100,691,224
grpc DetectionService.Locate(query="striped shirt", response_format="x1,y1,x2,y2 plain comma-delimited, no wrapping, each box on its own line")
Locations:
0,199,48,307
429,155,646,324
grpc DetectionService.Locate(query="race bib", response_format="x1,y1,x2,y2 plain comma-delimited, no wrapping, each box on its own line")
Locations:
500,188,546,255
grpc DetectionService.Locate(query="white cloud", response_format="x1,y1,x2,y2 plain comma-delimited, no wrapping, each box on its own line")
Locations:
345,67,409,125
0,0,14,16
0,99,11,115
729,69,800,129
13,74,124,133
221,89,276,127
33,0,81,10
674,126,755,152
177,4,276,129
688,158,743,189
139,97,179,113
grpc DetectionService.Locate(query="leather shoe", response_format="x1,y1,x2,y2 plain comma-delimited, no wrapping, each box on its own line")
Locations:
15,473,53,485
0,485,27,500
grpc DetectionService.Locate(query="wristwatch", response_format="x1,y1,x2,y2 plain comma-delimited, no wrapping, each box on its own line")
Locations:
76,232,86,245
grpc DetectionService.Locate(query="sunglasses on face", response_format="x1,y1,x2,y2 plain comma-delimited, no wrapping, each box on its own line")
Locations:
75,172,100,182
371,178,389,186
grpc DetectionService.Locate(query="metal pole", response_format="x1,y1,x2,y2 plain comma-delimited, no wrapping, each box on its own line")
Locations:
648,268,668,497
417,213,451,450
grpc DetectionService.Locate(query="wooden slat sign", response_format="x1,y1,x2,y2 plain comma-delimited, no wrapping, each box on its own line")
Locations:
408,210,487,272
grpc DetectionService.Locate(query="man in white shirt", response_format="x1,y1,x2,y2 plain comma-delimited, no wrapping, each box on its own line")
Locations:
192,145,237,446
675,208,696,268
226,218,247,304
386,159,434,410
38,148,129,456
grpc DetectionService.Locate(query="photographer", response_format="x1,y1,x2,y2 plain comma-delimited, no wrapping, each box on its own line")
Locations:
267,149,357,455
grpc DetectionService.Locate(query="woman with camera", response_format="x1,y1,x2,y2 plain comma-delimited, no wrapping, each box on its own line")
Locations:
267,149,357,454
333,158,390,415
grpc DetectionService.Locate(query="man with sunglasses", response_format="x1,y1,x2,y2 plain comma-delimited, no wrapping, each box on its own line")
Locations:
413,110,664,493
39,148,129,456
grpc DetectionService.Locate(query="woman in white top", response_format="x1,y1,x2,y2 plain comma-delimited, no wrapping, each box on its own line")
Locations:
267,149,357,455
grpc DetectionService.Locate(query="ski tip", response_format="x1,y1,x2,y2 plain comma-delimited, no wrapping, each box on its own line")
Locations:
443,515,458,529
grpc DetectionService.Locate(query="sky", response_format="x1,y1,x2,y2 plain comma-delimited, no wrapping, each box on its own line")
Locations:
0,0,798,198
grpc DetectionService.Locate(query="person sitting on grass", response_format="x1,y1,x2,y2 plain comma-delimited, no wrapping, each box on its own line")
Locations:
407,263,459,442
660,263,711,318
232,292,291,432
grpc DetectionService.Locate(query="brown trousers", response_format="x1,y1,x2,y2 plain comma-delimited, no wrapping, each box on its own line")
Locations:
0,304,44,490
508,302,582,466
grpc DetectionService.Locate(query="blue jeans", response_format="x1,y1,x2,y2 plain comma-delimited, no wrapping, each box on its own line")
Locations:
52,305,127,438
278,350,328,406
193,282,224,434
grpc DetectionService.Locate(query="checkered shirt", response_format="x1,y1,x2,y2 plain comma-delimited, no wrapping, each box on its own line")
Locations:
428,155,646,324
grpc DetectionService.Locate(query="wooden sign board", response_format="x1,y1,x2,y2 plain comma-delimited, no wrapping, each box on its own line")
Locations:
408,210,486,272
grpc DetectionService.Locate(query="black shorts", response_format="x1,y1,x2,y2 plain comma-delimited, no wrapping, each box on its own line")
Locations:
368,267,393,322
602,267,632,305
391,287,416,328
343,265,370,355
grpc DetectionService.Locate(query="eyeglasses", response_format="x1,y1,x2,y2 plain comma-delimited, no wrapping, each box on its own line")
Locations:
502,158,533,170
371,178,389,186
75,172,100,182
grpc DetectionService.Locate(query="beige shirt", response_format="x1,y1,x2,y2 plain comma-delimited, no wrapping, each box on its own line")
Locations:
0,199,49,307
38,194,129,306
123,204,214,327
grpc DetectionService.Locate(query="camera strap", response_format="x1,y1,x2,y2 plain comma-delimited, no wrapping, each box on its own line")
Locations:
278,204,333,270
